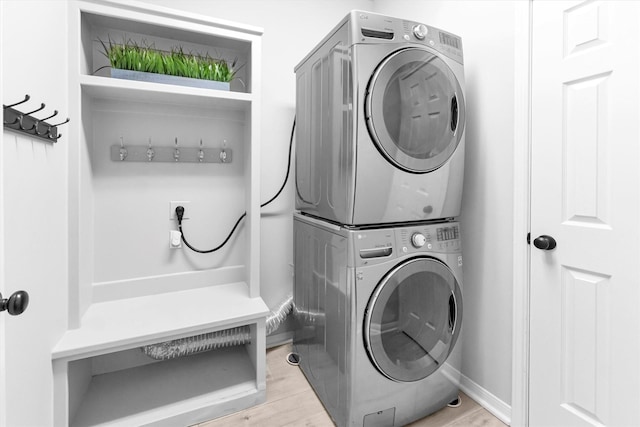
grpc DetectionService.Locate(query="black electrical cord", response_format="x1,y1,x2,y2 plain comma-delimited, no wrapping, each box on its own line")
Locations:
176,117,296,253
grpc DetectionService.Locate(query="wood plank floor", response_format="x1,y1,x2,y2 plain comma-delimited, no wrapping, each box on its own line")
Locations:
198,343,507,427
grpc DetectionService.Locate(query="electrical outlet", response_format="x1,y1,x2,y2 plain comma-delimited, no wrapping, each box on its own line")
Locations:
170,201,190,220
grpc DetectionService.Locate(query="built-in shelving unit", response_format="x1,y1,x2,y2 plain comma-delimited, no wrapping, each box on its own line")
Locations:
53,1,266,425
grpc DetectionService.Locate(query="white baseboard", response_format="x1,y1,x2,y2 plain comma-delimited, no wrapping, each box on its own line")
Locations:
266,331,293,348
455,368,512,425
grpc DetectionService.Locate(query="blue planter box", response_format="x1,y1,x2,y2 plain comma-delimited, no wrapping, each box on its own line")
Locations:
111,69,231,91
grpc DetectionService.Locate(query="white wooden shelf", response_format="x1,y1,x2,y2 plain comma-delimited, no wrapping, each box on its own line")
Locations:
60,0,265,424
70,346,262,427
53,282,268,361
80,74,253,111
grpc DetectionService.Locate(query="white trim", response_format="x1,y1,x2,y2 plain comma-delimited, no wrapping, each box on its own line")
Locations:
511,1,533,426
0,1,6,424
92,265,245,303
82,0,263,36
447,366,512,425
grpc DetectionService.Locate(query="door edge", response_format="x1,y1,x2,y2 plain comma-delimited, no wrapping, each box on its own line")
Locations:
0,1,7,424
511,1,533,426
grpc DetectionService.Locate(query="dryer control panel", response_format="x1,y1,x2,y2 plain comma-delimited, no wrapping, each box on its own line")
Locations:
349,10,464,64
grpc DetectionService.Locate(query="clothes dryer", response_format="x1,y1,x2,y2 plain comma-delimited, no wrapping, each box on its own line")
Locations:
295,11,466,225
293,213,463,426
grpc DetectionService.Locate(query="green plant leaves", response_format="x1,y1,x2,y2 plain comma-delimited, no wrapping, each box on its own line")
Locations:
99,37,238,83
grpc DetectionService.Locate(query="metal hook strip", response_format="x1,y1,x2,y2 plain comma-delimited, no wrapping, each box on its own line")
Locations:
4,114,20,126
34,122,46,136
3,94,30,109
19,115,36,131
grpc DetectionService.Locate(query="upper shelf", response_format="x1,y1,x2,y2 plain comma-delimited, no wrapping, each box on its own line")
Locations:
78,0,261,95
80,74,253,110
80,0,263,41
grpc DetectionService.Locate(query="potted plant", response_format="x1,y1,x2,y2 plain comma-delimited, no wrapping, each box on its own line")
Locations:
98,37,241,91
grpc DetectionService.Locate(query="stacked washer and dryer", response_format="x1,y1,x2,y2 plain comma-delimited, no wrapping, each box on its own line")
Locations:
292,10,466,427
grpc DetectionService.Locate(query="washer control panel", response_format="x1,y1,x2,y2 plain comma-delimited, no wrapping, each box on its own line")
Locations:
398,223,461,255
352,221,461,267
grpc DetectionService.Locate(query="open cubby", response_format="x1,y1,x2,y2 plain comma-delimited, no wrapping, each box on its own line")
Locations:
67,330,262,427
54,1,266,425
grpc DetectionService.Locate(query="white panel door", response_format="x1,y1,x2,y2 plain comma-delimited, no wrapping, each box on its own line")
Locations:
530,1,640,426
0,1,68,426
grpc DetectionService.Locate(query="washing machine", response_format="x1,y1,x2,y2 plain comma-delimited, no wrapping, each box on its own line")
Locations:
293,213,463,426
295,10,466,226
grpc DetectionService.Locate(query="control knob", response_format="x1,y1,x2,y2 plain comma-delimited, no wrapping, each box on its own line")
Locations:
411,232,427,248
412,24,428,40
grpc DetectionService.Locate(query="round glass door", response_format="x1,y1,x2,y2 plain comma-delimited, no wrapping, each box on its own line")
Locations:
365,47,465,173
364,257,462,382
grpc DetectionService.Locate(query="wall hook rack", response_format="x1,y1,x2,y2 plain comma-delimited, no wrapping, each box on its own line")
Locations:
3,94,69,143
110,137,233,164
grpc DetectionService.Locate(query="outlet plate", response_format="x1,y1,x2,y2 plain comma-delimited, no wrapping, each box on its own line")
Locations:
170,201,190,220
169,230,182,248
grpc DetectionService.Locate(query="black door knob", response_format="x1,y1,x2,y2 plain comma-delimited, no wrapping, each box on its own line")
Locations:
0,290,29,316
533,235,557,251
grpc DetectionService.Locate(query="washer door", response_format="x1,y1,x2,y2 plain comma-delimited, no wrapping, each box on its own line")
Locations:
365,47,465,173
364,257,462,382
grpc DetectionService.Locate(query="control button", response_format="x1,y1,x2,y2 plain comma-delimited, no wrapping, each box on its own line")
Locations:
413,24,428,40
411,232,427,248
403,34,410,41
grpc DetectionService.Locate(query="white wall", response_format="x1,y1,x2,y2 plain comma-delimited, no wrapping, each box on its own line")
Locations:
374,0,516,413
1,1,69,424
136,0,373,320
1,0,517,423
139,0,517,414
85,0,519,415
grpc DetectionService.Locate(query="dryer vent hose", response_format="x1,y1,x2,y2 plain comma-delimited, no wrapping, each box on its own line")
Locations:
141,295,293,360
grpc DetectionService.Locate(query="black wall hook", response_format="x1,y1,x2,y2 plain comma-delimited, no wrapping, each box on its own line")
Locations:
3,94,69,143
23,103,45,116
49,117,70,127
40,110,58,121
3,94,30,109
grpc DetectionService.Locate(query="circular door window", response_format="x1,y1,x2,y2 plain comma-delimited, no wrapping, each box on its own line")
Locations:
365,47,465,173
364,257,462,382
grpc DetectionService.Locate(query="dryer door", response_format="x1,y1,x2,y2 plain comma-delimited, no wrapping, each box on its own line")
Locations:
364,256,462,382
365,47,465,173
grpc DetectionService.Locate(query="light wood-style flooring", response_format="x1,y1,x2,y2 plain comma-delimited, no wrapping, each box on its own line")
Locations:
199,343,507,427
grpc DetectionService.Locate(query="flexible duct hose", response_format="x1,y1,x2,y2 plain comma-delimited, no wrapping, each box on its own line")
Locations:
141,294,293,360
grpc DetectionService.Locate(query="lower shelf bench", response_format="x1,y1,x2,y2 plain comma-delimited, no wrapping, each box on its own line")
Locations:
52,282,269,426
